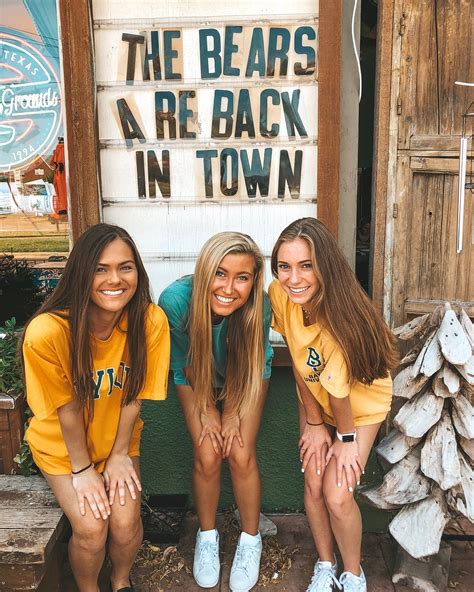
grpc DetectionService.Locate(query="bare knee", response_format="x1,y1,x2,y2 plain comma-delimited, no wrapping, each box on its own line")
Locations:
304,472,324,502
323,483,355,521
194,447,222,480
71,517,108,553
228,447,257,477
109,511,142,546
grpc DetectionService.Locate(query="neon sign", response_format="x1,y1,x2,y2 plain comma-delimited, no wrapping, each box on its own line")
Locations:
0,32,62,171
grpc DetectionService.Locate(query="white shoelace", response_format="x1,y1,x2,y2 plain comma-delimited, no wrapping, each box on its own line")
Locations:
234,543,260,574
339,571,364,592
198,541,218,569
308,565,342,592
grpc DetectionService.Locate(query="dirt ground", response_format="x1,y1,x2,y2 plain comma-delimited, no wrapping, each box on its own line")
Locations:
59,513,474,592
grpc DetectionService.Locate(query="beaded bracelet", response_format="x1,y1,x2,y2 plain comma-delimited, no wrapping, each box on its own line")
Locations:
71,462,94,475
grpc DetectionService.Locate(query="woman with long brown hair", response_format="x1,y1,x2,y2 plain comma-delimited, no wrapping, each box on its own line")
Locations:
159,232,273,592
21,223,170,592
269,218,398,592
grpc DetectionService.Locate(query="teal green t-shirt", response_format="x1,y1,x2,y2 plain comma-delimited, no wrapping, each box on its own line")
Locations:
158,275,273,386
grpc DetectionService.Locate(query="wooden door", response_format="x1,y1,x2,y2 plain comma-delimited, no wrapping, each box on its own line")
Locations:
374,0,474,326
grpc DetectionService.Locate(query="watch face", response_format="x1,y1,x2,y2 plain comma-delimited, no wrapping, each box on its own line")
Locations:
342,434,355,442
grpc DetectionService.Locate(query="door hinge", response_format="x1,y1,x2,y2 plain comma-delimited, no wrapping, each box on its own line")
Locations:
393,203,399,218
397,97,402,115
398,14,406,36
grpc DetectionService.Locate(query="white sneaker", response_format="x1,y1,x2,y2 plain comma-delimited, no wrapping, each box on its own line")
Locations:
193,529,220,588
339,567,367,592
306,558,341,592
229,532,262,592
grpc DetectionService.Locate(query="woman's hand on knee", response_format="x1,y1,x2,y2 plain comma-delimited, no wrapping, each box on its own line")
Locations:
71,465,110,520
325,440,364,492
198,405,224,455
298,424,332,476
221,412,244,459
103,454,142,506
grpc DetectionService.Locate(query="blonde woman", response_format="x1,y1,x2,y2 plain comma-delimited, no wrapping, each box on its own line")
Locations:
159,232,273,591
270,218,398,592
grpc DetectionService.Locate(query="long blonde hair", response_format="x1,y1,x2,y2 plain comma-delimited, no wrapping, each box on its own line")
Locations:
271,218,398,383
188,232,265,416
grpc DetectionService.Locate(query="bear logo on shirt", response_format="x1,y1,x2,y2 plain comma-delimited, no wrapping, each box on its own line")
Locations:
304,347,322,383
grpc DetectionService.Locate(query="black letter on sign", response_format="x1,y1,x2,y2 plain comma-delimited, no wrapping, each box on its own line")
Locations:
235,89,256,138
155,91,177,139
163,30,182,80
240,148,272,198
294,26,316,75
147,150,170,198
282,90,308,137
143,31,161,81
122,33,145,83
117,98,146,147
211,90,234,138
179,90,196,139
196,149,218,198
278,150,302,198
136,151,146,198
220,148,238,196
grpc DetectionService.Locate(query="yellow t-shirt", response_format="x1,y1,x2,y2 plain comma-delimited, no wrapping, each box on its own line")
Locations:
268,280,392,426
24,304,170,474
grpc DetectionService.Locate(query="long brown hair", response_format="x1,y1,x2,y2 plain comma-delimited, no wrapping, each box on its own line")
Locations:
271,217,398,383
20,223,152,413
188,232,265,416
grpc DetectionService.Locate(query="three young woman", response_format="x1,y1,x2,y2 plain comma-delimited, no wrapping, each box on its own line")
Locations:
159,232,273,592
21,218,396,592
22,224,170,592
269,218,398,592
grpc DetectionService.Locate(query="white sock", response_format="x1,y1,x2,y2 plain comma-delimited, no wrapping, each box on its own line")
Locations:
199,528,218,542
240,531,261,546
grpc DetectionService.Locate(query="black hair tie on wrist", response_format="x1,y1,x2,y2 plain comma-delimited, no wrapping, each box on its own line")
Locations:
71,462,94,475
306,420,324,427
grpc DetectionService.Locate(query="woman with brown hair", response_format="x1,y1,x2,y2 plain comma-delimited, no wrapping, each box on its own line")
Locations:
269,218,398,592
21,223,170,592
159,232,273,592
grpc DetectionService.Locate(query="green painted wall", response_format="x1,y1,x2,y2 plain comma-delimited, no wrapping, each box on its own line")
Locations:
140,367,390,532
140,367,305,512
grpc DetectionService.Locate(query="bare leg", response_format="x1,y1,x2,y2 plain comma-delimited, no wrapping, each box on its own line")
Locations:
228,381,268,535
108,456,143,591
42,471,108,592
298,402,335,562
323,423,381,574
177,385,222,531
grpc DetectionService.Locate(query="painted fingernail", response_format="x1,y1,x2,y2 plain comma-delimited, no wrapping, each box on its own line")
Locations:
357,481,360,486
349,486,353,492
317,470,321,476
337,482,341,487
301,468,305,473
300,458,303,463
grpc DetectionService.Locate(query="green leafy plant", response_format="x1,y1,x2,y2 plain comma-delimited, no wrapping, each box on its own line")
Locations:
0,255,50,325
0,318,37,475
0,317,23,395
14,406,37,476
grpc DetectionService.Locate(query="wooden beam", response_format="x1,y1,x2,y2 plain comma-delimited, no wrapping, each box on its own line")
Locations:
58,0,101,242
317,0,342,238
371,0,395,311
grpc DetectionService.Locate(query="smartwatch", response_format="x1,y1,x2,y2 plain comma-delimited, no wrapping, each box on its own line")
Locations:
336,430,357,443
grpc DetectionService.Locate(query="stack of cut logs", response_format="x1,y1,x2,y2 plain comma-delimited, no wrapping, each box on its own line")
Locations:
360,304,474,559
